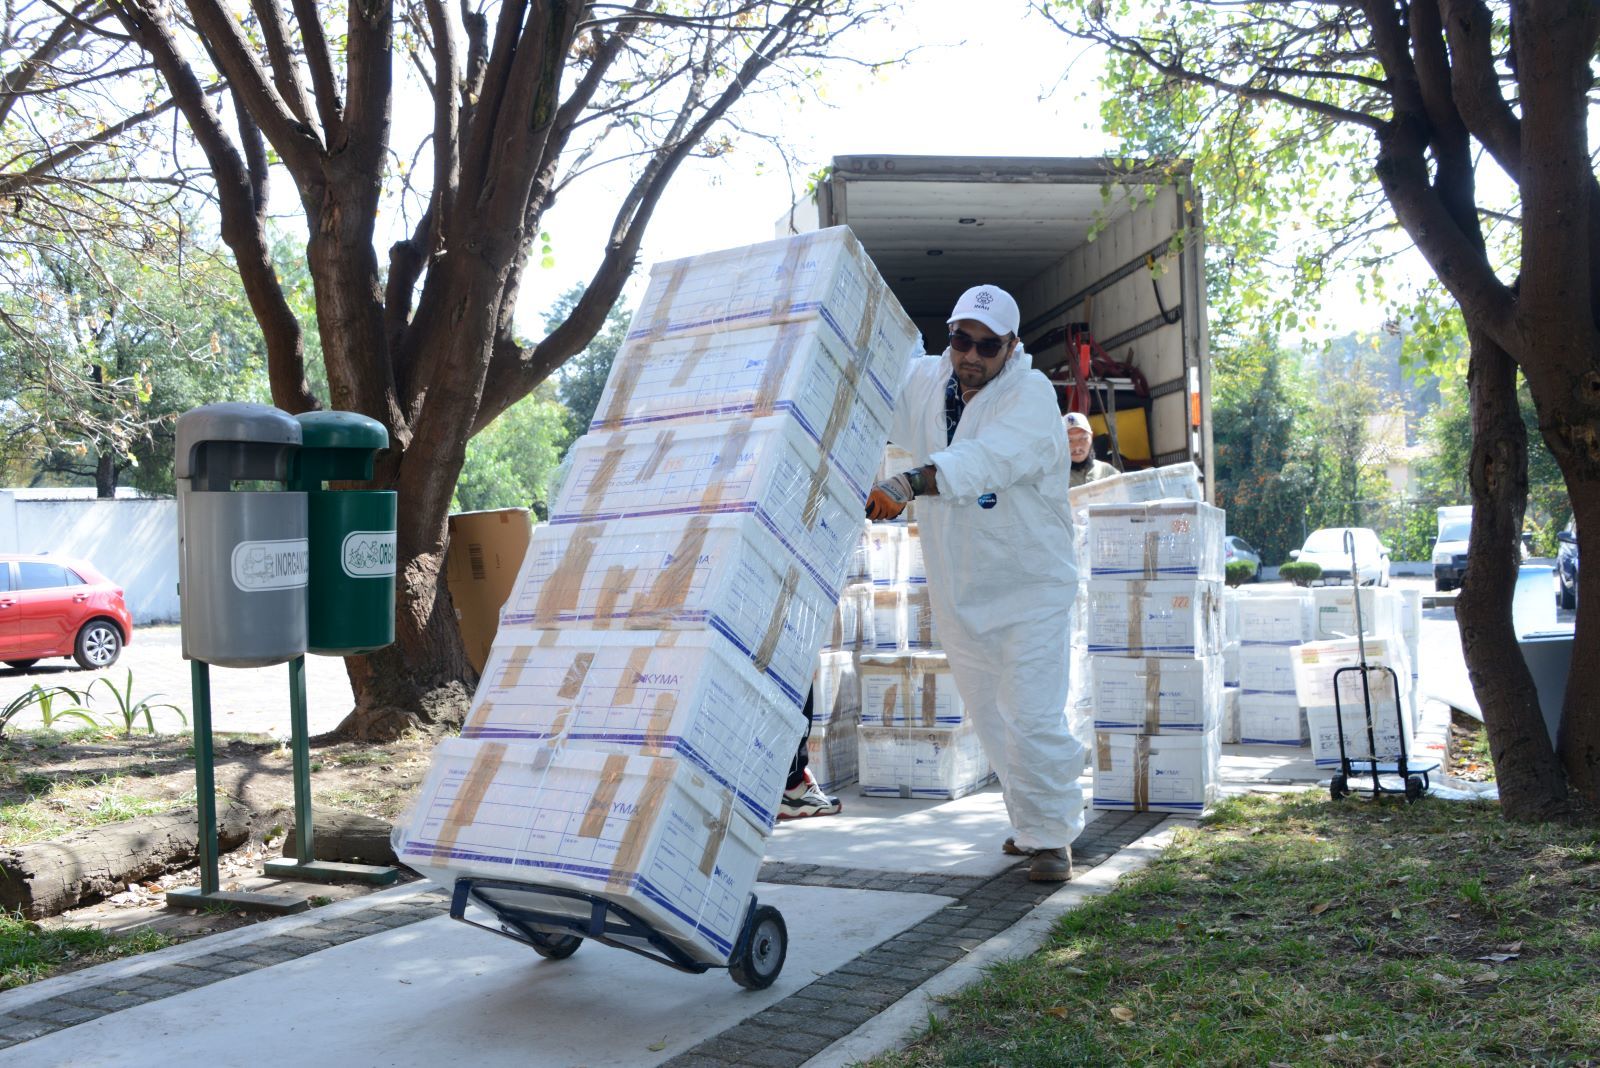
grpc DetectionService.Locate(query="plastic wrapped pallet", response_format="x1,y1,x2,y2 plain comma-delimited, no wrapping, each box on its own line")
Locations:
1311,587,1403,642
824,582,875,651
1067,461,1204,514
1237,644,1300,697
1085,500,1226,582
393,739,764,964
858,652,967,728
870,586,906,651
904,584,936,649
857,723,995,800
590,319,893,500
1084,579,1224,657
807,721,859,792
1220,686,1241,744
867,524,906,586
1092,729,1220,814
812,649,861,727
625,226,919,424
1289,636,1412,709
1236,693,1308,746
1235,590,1316,645
500,514,835,707
463,631,805,829
552,415,862,582
1089,654,1222,734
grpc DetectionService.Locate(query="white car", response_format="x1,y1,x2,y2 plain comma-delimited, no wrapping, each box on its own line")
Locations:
1290,526,1391,586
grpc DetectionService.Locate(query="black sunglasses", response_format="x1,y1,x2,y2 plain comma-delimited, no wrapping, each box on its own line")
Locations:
948,329,1011,359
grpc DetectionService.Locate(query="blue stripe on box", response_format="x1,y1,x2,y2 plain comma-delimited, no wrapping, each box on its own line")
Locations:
1091,798,1206,812
1088,644,1206,655
1094,566,1201,577
707,616,804,707
624,302,826,342
1092,721,1207,732
1239,736,1308,746
1240,688,1299,697
550,502,756,525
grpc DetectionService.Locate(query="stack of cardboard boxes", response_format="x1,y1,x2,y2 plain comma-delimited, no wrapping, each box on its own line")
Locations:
1234,589,1317,745
1292,586,1417,767
392,227,918,963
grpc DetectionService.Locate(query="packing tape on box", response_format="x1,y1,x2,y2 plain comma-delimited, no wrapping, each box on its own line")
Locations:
1133,735,1151,811
1128,581,1146,653
433,741,509,857
853,273,885,357
594,563,640,626
606,759,676,893
533,523,603,625
463,646,538,734
1143,659,1162,735
698,792,734,877
907,586,934,646
1143,530,1160,580
642,691,678,756
597,348,645,431
919,662,939,728
647,262,690,338
770,234,816,321
611,646,655,708
752,565,801,671
633,515,714,623
1096,733,1113,772
753,325,803,417
636,428,677,484
668,335,713,388
583,442,628,513
580,753,629,839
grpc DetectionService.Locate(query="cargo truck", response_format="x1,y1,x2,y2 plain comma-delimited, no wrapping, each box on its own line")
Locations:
787,155,1213,501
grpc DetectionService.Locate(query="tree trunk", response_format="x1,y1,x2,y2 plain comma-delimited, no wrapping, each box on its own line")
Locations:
1455,330,1569,820
1563,486,1600,807
95,451,116,498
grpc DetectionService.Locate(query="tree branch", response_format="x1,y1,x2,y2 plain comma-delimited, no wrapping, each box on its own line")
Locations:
247,0,316,131
289,0,344,141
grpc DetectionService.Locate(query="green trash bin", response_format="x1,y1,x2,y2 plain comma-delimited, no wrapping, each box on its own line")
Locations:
291,411,396,655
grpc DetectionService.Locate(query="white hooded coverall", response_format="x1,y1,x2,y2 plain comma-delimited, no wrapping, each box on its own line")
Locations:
888,343,1087,851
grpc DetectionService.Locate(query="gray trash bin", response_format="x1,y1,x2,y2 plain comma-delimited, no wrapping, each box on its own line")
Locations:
176,403,308,667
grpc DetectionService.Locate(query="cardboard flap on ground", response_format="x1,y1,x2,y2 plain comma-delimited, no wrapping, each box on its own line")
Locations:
445,508,531,673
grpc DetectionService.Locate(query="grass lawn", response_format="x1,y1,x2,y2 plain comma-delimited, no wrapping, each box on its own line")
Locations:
1,912,175,990
872,791,1600,1067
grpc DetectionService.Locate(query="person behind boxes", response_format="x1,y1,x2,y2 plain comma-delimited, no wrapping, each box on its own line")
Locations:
1065,411,1118,487
778,689,842,819
864,284,1084,882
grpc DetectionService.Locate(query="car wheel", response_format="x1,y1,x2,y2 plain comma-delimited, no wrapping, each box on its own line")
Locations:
4,659,39,671
1559,582,1576,610
73,620,122,670
1435,578,1451,592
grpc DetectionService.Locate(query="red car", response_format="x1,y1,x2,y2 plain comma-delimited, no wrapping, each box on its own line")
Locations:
0,554,131,671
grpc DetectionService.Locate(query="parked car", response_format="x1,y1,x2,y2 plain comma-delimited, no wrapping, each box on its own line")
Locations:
1289,527,1391,586
1557,517,1579,610
1432,505,1472,591
1224,535,1261,580
0,554,131,670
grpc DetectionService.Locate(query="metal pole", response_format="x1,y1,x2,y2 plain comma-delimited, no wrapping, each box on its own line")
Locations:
288,655,314,865
191,659,219,896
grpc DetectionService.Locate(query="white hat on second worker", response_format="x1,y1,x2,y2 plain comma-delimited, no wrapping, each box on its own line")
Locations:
947,284,1020,338
1064,412,1092,434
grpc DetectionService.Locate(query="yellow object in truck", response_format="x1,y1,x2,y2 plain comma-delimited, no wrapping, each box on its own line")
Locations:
1088,408,1152,462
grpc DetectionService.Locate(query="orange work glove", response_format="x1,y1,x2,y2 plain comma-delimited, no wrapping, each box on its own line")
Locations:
865,472,914,521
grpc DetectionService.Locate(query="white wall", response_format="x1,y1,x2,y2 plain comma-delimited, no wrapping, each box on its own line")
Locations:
0,492,179,623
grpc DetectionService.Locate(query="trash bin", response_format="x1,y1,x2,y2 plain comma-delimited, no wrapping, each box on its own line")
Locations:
291,411,396,655
176,403,307,667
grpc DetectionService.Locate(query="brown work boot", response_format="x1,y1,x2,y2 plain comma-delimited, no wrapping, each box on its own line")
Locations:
1028,847,1073,883
1002,836,1036,856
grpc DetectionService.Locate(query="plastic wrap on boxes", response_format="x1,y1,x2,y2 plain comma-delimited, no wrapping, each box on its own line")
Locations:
807,721,859,792
845,525,872,584
1090,654,1222,733
1235,590,1316,645
1237,644,1300,696
1307,694,1414,769
904,584,936,649
867,524,906,587
1092,729,1219,814
878,443,918,482
1237,693,1308,746
464,631,805,829
1222,640,1240,687
1085,501,1225,581
394,739,764,964
1399,587,1422,664
1084,579,1224,657
591,320,892,499
501,514,833,706
871,586,906,651
824,582,875,651
553,416,861,584
1067,462,1203,514
1220,686,1241,744
903,523,927,584
1223,588,1241,643
858,723,995,800
858,652,967,727
812,649,861,727
625,226,918,417
1312,587,1402,642
1289,636,1411,709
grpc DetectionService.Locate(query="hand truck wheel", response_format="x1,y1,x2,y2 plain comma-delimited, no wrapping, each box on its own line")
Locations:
729,904,787,990
527,930,583,960
1330,774,1349,801
1404,774,1426,803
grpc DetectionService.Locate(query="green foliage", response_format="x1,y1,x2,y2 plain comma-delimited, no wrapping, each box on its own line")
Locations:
451,380,570,518
87,671,184,738
1225,561,1256,587
1,910,175,990
26,686,98,733
0,686,89,740
543,285,632,445
1279,561,1323,587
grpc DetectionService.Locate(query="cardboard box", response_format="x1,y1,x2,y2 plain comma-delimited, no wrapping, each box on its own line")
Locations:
462,630,804,829
552,415,861,591
394,739,764,965
904,584,936,649
858,652,967,728
1067,461,1203,514
1085,501,1226,581
1235,591,1315,645
1092,729,1219,814
1306,700,1414,768
1089,654,1222,734
904,523,927,584
1222,640,1240,687
1289,636,1412,709
1084,579,1224,658
625,226,919,424
1311,587,1403,642
807,721,859,793
845,525,873,585
812,649,861,727
501,514,834,707
858,723,995,800
878,444,918,483
1236,693,1308,746
1220,686,1241,744
871,586,906,651
1237,644,1300,696
445,508,532,673
867,524,906,587
824,582,875,651
1222,587,1241,642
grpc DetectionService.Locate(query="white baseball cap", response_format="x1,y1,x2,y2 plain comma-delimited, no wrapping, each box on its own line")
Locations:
1064,412,1092,434
947,284,1020,338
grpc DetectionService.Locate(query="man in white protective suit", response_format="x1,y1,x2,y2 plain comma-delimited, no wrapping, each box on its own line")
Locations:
865,284,1086,882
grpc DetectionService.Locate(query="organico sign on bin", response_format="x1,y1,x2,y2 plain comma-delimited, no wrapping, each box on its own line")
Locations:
292,411,397,655
175,403,308,667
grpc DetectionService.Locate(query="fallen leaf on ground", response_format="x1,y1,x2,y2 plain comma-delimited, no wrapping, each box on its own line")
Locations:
1498,941,1523,953
1047,1006,1072,1018
1110,1006,1136,1023
1477,953,1518,964
1309,902,1332,916
647,1040,667,1052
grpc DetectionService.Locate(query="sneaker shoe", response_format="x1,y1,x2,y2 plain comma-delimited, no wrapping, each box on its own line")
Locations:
1028,847,1073,883
1002,837,1037,856
778,770,842,820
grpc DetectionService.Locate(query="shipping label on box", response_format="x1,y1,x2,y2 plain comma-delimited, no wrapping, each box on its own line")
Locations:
1290,637,1411,708
625,226,919,418
1312,587,1402,642
552,415,861,590
812,649,861,728
807,721,859,793
1237,693,1308,746
1092,729,1219,814
1067,462,1203,514
1085,579,1223,657
500,514,832,707
858,653,967,727
590,319,890,498
1306,700,1414,768
1237,644,1300,696
1090,654,1222,733
1085,501,1225,581
463,630,803,829
858,723,994,800
395,740,763,963
1235,591,1315,645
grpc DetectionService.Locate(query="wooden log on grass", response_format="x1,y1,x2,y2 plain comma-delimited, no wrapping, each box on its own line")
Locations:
0,803,254,919
281,810,397,866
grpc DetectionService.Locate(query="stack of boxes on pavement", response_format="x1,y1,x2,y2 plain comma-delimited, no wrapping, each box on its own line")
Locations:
1233,588,1317,745
1070,464,1225,815
392,227,918,963
1291,586,1418,768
